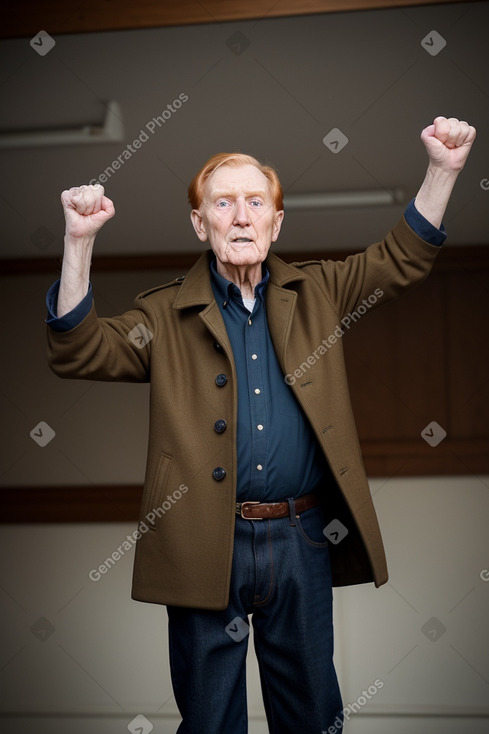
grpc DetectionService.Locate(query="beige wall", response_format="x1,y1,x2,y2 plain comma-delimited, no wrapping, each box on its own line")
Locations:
1,269,488,732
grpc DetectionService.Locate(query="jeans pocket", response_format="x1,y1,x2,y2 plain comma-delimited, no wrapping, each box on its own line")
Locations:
295,506,329,548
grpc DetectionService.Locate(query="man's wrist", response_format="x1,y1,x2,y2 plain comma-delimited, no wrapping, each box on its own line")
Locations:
46,280,93,332
414,164,458,229
63,233,95,265
405,199,446,247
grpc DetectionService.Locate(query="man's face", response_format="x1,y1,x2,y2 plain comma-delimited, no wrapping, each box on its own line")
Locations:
190,164,284,269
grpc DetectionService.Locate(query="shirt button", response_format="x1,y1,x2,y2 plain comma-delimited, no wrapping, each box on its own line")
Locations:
257,464,263,471
215,373,228,387
251,354,258,360
257,424,264,431
254,388,261,395
213,341,223,352
248,318,252,326
214,419,227,434
212,466,226,481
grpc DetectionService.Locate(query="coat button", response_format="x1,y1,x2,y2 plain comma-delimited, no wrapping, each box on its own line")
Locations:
213,341,223,352
214,419,227,434
212,466,226,481
215,373,227,387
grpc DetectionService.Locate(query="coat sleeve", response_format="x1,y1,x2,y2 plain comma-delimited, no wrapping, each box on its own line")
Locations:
46,296,158,383
299,214,443,320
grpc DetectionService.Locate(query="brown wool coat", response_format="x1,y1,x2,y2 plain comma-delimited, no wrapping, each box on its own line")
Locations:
47,215,441,610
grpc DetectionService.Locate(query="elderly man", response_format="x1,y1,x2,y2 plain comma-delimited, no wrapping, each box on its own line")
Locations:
46,116,475,733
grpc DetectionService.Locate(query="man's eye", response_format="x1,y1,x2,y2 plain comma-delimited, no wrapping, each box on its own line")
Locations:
250,200,262,207
217,200,230,207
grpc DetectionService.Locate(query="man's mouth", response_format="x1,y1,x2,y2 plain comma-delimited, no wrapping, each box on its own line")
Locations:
231,237,253,243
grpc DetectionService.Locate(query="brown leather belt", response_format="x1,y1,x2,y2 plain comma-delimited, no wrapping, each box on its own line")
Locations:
236,492,319,520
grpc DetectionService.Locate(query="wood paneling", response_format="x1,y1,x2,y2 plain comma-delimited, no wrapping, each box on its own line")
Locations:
344,251,489,475
445,268,489,439
343,275,448,442
0,0,477,39
0,485,143,523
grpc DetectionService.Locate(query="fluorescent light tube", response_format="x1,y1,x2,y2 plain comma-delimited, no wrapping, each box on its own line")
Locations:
283,189,404,210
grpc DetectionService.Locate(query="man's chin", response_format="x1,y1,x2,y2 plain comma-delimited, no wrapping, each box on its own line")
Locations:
224,243,267,265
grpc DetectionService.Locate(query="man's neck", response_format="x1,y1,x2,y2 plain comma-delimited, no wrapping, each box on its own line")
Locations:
215,260,263,299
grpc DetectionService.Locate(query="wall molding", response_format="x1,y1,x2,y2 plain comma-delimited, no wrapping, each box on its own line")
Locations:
1,0,478,40
1,440,487,523
2,244,489,276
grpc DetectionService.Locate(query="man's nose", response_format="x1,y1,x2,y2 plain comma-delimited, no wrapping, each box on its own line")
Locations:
233,198,250,225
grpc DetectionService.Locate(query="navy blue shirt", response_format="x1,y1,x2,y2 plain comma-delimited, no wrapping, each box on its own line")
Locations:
209,259,333,501
46,199,446,500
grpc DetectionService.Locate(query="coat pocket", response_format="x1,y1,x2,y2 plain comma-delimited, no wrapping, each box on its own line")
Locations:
142,452,173,525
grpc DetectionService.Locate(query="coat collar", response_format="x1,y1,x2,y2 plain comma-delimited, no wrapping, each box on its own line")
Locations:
172,250,307,311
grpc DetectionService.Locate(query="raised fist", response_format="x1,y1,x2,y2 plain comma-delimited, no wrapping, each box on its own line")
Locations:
61,184,115,240
421,116,476,173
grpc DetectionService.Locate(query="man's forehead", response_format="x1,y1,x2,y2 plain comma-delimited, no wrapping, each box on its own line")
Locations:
205,164,272,197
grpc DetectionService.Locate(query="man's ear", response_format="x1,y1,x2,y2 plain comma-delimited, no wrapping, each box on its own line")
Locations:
190,209,208,242
271,209,285,243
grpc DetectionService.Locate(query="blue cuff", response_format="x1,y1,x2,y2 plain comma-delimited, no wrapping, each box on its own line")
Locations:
404,198,446,247
46,280,93,332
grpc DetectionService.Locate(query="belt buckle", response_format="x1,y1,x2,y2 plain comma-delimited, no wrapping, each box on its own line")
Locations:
239,500,263,520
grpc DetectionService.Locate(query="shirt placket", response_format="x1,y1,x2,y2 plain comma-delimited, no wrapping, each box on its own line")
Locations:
243,298,267,496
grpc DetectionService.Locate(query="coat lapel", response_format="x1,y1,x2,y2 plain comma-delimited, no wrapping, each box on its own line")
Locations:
265,252,307,373
265,282,297,372
172,250,232,354
172,249,307,365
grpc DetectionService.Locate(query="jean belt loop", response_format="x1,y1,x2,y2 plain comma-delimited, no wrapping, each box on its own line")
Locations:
287,497,296,527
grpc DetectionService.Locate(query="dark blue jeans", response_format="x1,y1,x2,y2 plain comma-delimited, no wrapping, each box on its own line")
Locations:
167,502,343,733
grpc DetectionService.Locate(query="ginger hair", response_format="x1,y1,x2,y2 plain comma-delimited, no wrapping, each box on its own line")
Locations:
188,152,283,211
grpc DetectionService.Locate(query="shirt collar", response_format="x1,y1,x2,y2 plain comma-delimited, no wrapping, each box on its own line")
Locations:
210,257,270,307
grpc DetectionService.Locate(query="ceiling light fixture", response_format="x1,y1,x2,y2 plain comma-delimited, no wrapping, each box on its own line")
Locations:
0,101,124,149
283,189,405,210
